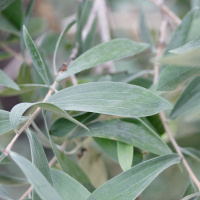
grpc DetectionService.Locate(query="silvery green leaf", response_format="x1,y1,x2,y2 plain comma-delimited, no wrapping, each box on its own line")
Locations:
70,118,172,155
27,129,53,200
182,192,200,200
181,147,200,163
0,174,28,186
0,84,48,97
47,82,172,118
86,154,180,200
10,151,62,200
51,169,91,200
182,182,196,199
0,110,27,135
117,142,133,171
0,154,10,164
0,69,19,90
56,39,149,81
53,19,76,74
10,102,88,133
23,25,50,86
0,184,13,200
170,77,200,119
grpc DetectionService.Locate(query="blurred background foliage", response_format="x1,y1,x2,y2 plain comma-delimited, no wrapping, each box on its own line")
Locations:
1,0,200,199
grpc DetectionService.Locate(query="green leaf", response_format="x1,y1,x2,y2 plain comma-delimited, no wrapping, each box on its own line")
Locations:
0,0,15,11
182,192,200,200
49,137,94,192
0,84,48,97
181,147,200,163
170,77,200,119
0,110,27,135
86,154,180,200
1,0,23,30
0,153,10,164
0,69,19,90
10,151,62,200
27,129,53,200
170,35,200,55
23,25,50,86
10,102,88,133
51,169,91,200
50,112,99,137
53,19,76,74
156,66,200,91
0,174,28,186
117,142,133,171
47,82,172,118
70,118,172,155
0,52,12,61
139,4,155,52
56,39,149,81
182,183,196,199
165,8,197,54
0,184,13,200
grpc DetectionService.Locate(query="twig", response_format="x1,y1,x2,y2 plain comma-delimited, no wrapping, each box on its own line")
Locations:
148,0,181,25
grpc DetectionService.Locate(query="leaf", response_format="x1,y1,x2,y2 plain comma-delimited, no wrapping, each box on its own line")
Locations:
49,137,95,192
181,147,200,163
10,102,88,133
0,110,27,135
0,153,10,164
0,184,13,200
182,183,196,199
10,151,62,200
182,192,200,200
47,82,172,118
0,69,19,90
0,0,15,11
50,112,99,137
70,119,172,155
139,3,155,52
170,77,200,119
51,169,91,200
156,66,200,91
86,154,180,200
0,84,48,97
117,142,133,171
27,129,53,200
0,174,28,186
165,8,197,54
53,19,76,74
56,39,149,81
170,35,200,54
23,25,50,86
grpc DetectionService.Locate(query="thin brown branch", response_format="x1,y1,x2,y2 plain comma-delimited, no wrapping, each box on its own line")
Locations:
148,0,181,25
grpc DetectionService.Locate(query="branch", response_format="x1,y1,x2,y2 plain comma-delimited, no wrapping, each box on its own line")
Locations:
148,0,181,25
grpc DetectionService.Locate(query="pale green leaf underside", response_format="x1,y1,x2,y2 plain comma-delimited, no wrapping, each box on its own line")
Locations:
10,152,62,200
0,69,19,90
117,141,133,171
87,154,180,200
70,119,172,155
53,19,76,74
51,169,91,200
23,26,50,86
47,82,172,118
0,84,48,97
170,76,200,119
10,102,88,133
56,39,149,81
0,184,13,200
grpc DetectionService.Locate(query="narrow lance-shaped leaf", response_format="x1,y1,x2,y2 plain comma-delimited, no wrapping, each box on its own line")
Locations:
10,151,62,200
181,147,200,163
0,174,28,186
9,102,88,133
47,82,172,118
27,129,53,200
86,154,180,200
0,184,13,200
182,192,200,200
23,25,50,86
53,19,76,74
0,0,15,11
51,169,91,200
170,76,200,119
0,69,19,90
182,182,197,199
56,39,149,81
70,119,172,156
117,142,133,171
